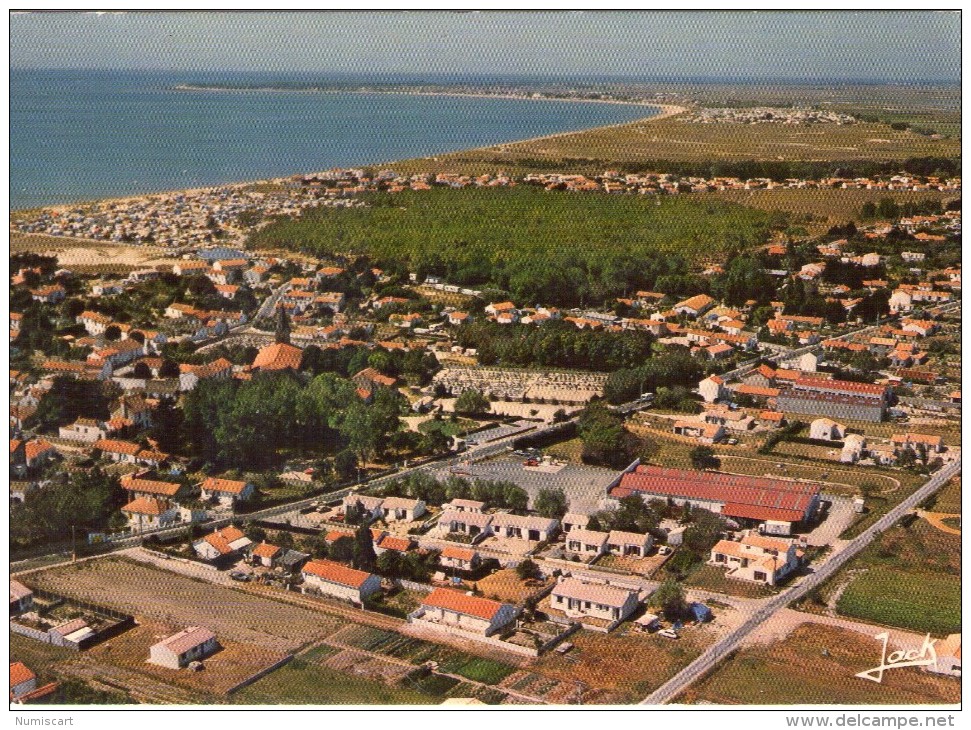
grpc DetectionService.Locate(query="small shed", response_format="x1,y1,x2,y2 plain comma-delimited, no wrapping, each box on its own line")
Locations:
635,612,661,632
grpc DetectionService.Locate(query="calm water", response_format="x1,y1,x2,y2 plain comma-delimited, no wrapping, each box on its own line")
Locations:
10,70,658,210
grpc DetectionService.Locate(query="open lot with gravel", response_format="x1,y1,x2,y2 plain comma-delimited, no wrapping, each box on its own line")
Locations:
433,454,619,514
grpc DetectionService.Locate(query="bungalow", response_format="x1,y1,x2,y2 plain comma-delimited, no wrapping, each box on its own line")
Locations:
381,496,426,522
674,294,715,318
436,510,493,539
706,343,735,360
566,529,610,558
606,530,654,558
24,439,57,469
809,418,846,441
840,434,867,464
120,497,180,532
442,498,485,514
192,526,252,562
149,627,219,670
10,662,58,704
30,284,66,304
343,494,386,522
94,438,142,464
439,545,481,572
413,588,518,637
561,512,590,533
447,311,470,326
709,532,802,586
250,542,282,568
673,420,725,444
301,559,381,605
550,578,640,631
490,513,558,542
374,534,414,555
199,476,255,507
891,433,944,454
10,579,33,614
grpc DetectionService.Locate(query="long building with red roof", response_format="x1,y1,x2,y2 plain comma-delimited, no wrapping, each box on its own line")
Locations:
610,464,821,533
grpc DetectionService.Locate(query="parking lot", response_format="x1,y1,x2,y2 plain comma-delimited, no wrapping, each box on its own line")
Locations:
434,454,620,514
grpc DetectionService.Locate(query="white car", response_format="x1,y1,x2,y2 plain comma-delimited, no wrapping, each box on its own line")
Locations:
657,629,680,640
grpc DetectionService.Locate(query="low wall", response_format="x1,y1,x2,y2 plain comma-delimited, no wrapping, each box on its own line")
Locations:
225,654,293,695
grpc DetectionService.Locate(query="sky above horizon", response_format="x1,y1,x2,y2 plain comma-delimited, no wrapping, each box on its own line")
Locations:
10,11,961,83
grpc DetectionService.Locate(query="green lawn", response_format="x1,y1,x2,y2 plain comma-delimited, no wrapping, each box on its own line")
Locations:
231,657,436,705
418,417,478,438
683,564,778,599
836,568,961,636
439,656,517,684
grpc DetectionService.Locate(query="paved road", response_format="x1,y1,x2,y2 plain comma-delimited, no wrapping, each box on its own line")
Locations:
640,456,961,705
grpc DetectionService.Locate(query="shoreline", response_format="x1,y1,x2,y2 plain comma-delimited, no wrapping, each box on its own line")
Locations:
11,98,684,215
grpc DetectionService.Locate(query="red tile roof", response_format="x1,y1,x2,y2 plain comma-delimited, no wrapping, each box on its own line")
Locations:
302,559,374,588
440,545,477,561
793,378,887,397
10,661,35,686
94,438,141,455
422,588,504,621
201,476,249,495
121,477,182,497
121,497,170,516
252,343,303,371
615,465,818,524
252,542,281,559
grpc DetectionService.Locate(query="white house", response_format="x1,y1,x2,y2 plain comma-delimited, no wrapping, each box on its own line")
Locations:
490,513,558,542
199,476,254,507
381,496,426,522
149,627,219,669
436,510,494,539
10,579,33,614
250,542,282,568
889,289,913,313
606,530,654,558
342,494,385,522
120,497,180,532
561,512,590,533
442,498,485,514
439,545,481,572
698,375,728,404
709,532,803,585
566,529,610,558
192,526,252,562
301,560,381,606
840,434,867,464
58,417,106,443
809,418,846,441
550,577,641,631
412,588,518,637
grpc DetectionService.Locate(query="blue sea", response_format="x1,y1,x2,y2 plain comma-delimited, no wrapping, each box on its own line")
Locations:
10,70,658,210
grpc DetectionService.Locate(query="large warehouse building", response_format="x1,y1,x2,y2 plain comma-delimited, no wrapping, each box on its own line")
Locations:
608,465,822,535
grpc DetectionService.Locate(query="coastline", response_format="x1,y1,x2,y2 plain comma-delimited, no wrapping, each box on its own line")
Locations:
11,97,684,215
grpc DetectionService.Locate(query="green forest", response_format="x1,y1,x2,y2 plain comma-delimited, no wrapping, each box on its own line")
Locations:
248,186,777,307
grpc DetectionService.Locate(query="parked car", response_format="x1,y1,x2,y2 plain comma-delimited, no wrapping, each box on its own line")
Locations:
229,570,251,582
657,629,679,640
657,545,672,556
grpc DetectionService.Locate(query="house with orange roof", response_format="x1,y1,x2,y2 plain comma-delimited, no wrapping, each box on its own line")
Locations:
438,545,481,572
709,531,803,585
121,496,180,532
411,588,518,637
192,525,252,562
698,374,728,403
251,342,303,372
673,294,715,318
250,541,283,568
199,476,254,507
10,662,58,704
301,559,381,605
374,534,414,555
94,438,142,464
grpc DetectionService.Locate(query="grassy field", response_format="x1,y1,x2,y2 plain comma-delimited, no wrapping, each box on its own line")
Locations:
230,655,436,705
680,623,960,705
836,568,960,636
392,111,959,175
684,564,778,599
926,477,961,514
439,655,517,684
472,569,546,603
531,624,706,702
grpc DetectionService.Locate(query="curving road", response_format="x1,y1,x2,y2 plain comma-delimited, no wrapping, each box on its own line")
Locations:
640,456,961,705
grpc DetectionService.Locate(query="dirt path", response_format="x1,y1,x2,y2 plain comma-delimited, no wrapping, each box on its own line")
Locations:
718,454,901,495
918,510,961,535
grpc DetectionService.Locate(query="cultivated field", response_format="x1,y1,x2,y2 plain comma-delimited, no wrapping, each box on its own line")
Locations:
835,569,960,636
679,623,960,705
20,557,341,653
